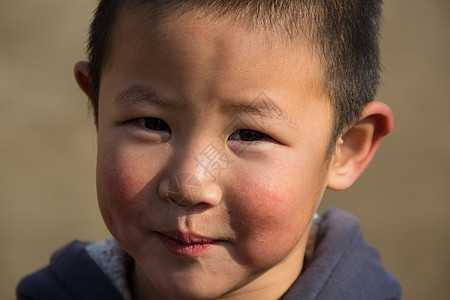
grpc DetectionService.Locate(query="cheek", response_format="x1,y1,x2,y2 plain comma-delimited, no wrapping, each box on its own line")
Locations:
229,159,326,265
233,177,308,237
98,154,144,205
95,144,159,233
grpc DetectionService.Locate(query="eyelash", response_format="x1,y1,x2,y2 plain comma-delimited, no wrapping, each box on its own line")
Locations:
228,129,269,142
133,117,272,142
135,117,171,133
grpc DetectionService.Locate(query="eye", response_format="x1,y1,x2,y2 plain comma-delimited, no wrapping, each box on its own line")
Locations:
135,117,171,133
228,129,268,142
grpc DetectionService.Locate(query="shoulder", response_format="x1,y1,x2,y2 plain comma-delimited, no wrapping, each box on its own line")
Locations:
283,207,402,300
317,207,402,299
16,240,124,300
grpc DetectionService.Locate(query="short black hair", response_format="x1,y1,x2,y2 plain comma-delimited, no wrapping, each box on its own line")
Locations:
87,0,383,146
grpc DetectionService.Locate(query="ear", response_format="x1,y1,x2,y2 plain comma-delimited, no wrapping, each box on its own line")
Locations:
327,101,394,190
74,61,93,100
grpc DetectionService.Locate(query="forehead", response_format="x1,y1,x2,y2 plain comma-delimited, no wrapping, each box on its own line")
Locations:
109,6,323,76
102,4,329,117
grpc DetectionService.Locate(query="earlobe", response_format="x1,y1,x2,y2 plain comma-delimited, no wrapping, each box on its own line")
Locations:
327,101,394,190
74,61,93,99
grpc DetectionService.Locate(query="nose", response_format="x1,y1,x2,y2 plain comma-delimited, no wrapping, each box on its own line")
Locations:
158,143,224,208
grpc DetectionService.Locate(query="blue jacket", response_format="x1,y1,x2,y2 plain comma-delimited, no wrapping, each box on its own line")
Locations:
16,207,402,299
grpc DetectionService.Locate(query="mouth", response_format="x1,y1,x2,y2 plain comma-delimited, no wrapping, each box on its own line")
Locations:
156,231,219,258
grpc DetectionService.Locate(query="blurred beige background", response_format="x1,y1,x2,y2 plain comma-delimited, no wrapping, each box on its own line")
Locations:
1,0,449,299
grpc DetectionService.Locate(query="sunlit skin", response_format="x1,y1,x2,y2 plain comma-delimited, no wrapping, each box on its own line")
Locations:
74,6,393,300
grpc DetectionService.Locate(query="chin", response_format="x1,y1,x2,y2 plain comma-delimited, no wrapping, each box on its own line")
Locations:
143,268,236,300
156,284,227,300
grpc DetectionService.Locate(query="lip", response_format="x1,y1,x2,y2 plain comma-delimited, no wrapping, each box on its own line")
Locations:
156,231,218,258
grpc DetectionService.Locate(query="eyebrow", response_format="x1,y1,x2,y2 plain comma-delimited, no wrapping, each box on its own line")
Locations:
115,85,293,126
223,97,293,127
114,85,185,109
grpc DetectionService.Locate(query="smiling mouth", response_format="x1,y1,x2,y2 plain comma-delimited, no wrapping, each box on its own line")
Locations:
156,231,219,257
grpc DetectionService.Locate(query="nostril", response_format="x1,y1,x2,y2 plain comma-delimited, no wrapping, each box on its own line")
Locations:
166,173,203,207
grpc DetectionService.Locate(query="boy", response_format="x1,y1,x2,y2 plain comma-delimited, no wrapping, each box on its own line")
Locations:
17,0,402,299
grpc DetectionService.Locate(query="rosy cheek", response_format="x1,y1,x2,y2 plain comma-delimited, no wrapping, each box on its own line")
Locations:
230,181,303,258
101,163,139,202
97,152,157,245
235,181,300,230
96,148,152,223
226,156,325,268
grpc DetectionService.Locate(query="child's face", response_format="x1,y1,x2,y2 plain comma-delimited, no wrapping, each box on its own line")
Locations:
95,9,334,300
